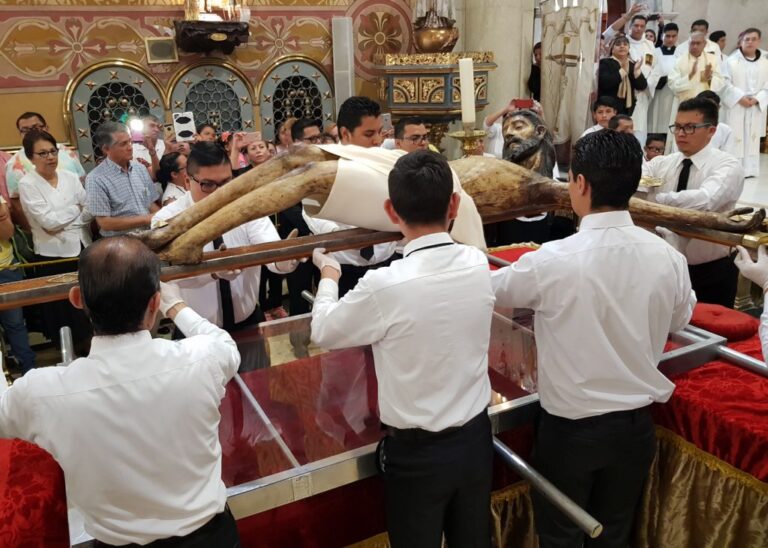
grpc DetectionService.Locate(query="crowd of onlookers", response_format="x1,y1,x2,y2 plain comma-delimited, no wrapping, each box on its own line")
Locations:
0,97,445,374
525,3,766,179
0,2,766,375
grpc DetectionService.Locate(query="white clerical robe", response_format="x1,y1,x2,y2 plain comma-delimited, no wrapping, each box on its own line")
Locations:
723,50,768,177
647,47,678,133
665,51,725,152
628,36,657,143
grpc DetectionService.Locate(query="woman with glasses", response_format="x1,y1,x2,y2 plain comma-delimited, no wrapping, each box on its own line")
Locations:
156,152,189,206
17,130,92,349
598,35,648,115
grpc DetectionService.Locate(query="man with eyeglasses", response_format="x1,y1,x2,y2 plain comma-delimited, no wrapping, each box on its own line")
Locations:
642,97,744,307
85,122,160,237
5,112,85,229
301,96,397,297
393,117,429,153
152,143,298,366
643,135,666,161
291,118,323,144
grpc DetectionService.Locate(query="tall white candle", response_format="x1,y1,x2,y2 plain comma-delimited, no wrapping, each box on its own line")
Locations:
458,57,476,126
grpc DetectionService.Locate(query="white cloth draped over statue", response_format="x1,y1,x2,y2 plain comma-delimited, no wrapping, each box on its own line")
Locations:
540,0,601,145
302,144,487,251
723,50,768,178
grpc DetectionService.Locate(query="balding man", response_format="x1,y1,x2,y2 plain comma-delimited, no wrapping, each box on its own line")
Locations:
0,237,241,546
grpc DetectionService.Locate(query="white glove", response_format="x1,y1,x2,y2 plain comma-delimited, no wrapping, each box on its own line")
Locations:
159,281,184,317
312,247,341,276
212,269,241,281
655,226,689,253
274,229,302,273
735,245,768,291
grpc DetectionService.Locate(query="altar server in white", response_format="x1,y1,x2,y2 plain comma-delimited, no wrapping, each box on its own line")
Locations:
627,14,657,146
723,28,768,178
648,23,679,134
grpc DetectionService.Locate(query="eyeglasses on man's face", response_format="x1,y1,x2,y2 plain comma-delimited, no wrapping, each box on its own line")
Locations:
301,135,323,144
33,149,58,159
190,174,230,193
644,146,665,154
669,123,712,135
404,134,429,144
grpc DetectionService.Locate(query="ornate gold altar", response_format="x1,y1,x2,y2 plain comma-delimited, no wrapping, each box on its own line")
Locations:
374,51,496,147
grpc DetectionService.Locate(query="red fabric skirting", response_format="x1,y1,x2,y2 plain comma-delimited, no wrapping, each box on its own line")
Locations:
0,439,68,547
653,306,768,481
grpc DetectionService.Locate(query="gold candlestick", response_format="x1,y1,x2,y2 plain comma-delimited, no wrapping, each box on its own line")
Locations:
447,125,487,157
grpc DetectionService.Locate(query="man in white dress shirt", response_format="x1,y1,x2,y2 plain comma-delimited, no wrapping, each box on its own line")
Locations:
492,130,696,548
723,28,768,177
303,96,397,297
0,236,241,546
311,150,494,548
644,97,745,307
153,142,297,368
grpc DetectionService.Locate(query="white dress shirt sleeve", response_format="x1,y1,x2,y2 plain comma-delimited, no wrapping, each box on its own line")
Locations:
655,155,743,211
668,251,697,332
310,277,388,349
244,218,284,274
490,253,543,310
173,306,240,380
19,177,81,232
0,374,33,439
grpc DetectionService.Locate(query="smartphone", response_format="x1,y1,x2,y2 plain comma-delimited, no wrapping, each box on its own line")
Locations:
382,113,393,133
129,119,145,143
644,53,654,65
173,112,197,142
647,13,660,21
513,98,535,109
241,132,263,146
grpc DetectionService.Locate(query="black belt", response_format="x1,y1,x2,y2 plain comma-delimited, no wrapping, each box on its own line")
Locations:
383,410,487,442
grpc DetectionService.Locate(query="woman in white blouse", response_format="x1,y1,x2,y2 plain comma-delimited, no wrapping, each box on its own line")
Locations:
18,130,92,347
157,152,189,205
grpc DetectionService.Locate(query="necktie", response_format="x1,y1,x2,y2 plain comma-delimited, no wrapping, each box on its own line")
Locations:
676,159,693,192
213,236,236,330
360,246,374,261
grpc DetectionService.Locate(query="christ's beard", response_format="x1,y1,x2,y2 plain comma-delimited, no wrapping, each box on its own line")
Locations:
503,137,543,164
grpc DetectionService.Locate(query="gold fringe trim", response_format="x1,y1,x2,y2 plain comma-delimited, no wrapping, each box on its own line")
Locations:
488,243,541,253
491,480,530,503
655,426,768,494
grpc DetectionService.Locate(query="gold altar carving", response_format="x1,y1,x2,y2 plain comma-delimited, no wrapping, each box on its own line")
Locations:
372,51,495,66
419,77,445,104
451,75,487,103
392,78,417,104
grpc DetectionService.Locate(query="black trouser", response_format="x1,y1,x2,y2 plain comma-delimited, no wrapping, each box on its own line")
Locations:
95,506,239,548
532,407,656,548
379,411,493,548
688,254,738,308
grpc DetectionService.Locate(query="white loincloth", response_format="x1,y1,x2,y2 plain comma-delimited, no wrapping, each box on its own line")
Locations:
302,144,487,250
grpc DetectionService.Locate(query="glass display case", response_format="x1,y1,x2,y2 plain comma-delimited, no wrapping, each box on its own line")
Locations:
219,305,541,519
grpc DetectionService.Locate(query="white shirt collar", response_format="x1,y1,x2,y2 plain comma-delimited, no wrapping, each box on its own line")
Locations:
682,144,713,170
403,231,454,257
578,210,634,231
89,330,153,356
